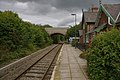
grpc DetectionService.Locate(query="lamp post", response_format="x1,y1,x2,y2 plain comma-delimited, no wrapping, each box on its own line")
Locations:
71,13,77,49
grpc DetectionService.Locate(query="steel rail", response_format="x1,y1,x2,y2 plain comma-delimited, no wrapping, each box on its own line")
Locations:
15,44,62,80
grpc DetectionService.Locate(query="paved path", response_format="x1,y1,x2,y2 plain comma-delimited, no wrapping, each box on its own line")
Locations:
53,44,88,80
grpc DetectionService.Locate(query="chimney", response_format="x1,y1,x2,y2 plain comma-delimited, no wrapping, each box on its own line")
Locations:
91,5,98,12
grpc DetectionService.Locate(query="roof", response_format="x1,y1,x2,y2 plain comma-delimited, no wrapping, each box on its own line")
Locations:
83,12,97,23
103,4,120,22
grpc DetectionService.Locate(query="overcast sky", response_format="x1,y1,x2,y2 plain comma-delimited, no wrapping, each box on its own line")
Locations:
0,0,119,27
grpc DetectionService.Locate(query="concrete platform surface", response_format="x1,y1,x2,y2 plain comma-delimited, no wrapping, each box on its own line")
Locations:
52,44,89,80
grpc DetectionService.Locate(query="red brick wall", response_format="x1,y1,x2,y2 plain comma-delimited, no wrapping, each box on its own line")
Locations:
98,11,108,26
97,11,113,31
80,36,83,44
87,23,95,42
80,30,85,44
87,24,95,32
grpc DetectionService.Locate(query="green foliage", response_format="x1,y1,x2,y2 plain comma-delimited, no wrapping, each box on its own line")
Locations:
0,11,53,64
51,34,65,44
71,39,75,46
0,11,22,51
66,24,81,39
60,35,65,41
87,29,120,80
42,24,53,28
71,39,79,47
79,51,87,59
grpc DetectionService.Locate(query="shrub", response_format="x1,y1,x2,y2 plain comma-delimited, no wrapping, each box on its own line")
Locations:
87,29,120,80
71,39,79,47
51,35,65,44
0,11,53,64
79,51,87,59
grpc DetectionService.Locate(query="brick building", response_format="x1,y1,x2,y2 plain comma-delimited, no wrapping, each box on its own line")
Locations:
94,3,120,33
80,7,98,48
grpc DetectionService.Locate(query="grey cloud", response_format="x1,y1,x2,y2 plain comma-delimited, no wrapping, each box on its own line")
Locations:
0,1,15,10
13,0,120,14
0,0,120,27
15,0,98,12
52,0,98,10
52,0,120,11
26,2,52,15
16,0,39,2
58,12,82,26
58,17,74,26
103,0,120,3
19,13,59,26
16,0,53,4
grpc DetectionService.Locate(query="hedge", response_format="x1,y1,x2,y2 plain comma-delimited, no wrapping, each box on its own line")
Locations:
87,29,120,80
0,11,53,64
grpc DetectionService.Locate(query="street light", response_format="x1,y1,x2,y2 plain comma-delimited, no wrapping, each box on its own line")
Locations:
71,13,77,49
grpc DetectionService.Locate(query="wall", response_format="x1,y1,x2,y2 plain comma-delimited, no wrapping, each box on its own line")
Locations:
97,11,113,32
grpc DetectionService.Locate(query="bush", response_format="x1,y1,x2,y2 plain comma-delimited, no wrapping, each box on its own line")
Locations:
71,39,79,47
87,29,120,80
0,11,53,64
79,51,87,59
51,35,65,44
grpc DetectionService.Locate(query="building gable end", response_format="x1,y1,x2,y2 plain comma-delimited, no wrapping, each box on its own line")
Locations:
101,4,115,23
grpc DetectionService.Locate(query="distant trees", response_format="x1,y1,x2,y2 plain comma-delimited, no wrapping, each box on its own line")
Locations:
42,24,53,28
51,34,65,44
0,11,53,63
36,24,53,28
66,24,81,39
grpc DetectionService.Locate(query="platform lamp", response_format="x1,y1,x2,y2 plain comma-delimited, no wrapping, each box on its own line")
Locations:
71,13,77,49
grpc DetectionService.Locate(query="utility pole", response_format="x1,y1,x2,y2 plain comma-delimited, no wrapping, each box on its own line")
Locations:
71,14,77,49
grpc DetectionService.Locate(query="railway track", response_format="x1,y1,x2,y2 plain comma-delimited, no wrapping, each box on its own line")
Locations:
16,44,62,80
0,44,62,80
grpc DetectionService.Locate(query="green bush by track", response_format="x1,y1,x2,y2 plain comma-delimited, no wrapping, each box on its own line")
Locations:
87,29,120,80
0,11,53,64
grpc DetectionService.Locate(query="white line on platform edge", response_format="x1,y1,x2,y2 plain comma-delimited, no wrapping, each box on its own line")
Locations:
50,44,64,80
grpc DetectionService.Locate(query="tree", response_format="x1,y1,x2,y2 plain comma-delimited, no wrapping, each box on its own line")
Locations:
41,24,53,28
66,23,81,39
0,11,53,63
51,34,65,44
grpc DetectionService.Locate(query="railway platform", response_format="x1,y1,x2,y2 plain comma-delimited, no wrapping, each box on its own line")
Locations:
52,44,88,80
